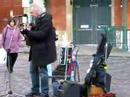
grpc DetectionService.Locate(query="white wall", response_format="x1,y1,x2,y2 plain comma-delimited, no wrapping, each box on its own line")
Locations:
22,0,30,7
33,0,45,7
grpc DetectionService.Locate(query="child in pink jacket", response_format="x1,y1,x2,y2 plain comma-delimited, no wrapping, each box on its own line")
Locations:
1,18,22,73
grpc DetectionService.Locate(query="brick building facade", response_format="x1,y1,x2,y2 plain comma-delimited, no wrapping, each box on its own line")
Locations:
49,0,66,31
0,0,23,32
114,0,130,29
1,0,130,43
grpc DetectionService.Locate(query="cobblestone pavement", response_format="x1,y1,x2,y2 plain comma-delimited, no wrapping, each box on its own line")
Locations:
0,51,130,97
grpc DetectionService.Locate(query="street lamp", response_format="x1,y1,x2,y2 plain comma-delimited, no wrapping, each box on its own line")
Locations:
122,0,128,51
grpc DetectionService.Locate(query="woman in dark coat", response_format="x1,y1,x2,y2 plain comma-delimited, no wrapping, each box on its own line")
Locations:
22,4,57,97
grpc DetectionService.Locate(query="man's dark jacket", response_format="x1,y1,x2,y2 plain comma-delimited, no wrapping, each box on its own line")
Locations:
26,13,57,67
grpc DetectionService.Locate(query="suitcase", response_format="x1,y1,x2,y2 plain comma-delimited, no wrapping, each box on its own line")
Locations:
96,71,111,92
53,81,80,97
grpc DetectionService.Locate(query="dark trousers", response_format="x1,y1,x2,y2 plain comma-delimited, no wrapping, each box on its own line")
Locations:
7,53,18,73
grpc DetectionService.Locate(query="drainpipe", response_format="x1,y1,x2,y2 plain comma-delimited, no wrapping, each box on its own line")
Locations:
122,0,128,51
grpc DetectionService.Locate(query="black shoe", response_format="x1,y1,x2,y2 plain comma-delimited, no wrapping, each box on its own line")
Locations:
9,69,13,73
44,95,49,97
25,92,40,97
40,94,49,97
45,95,49,97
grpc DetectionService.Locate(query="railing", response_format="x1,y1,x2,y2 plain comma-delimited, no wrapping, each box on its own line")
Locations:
100,26,130,51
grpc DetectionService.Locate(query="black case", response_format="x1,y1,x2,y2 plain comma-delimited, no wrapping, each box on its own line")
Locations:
57,81,80,97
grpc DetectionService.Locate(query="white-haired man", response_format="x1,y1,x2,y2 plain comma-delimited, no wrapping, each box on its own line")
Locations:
21,3,57,97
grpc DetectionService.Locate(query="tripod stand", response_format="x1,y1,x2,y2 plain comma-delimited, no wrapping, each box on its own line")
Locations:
0,53,24,97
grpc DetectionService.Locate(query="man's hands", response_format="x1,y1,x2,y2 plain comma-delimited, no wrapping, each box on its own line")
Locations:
20,23,32,34
20,29,29,34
